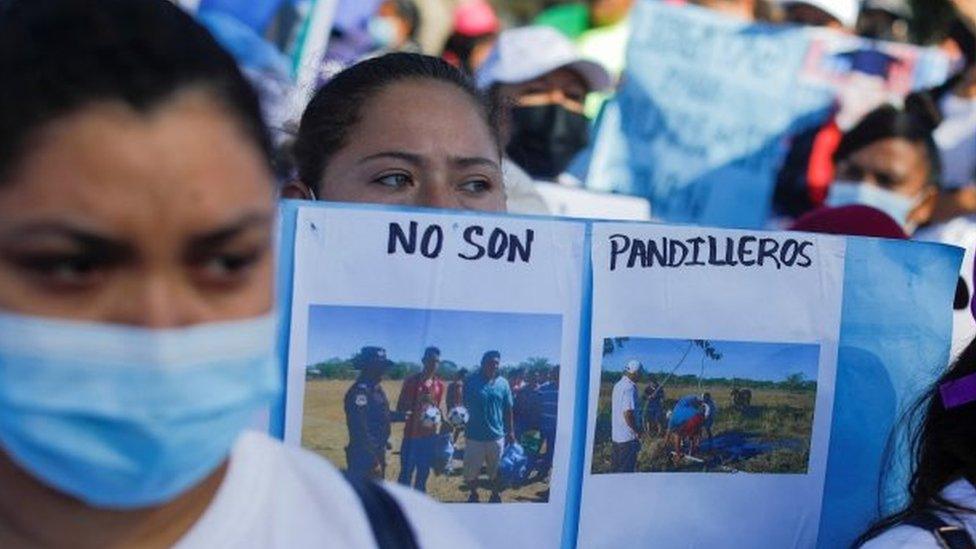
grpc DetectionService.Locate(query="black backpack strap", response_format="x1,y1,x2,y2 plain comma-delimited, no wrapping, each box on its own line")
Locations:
345,474,421,549
902,511,976,549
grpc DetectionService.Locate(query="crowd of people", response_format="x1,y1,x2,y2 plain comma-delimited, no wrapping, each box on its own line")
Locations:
3,0,976,546
609,361,720,472
342,345,559,504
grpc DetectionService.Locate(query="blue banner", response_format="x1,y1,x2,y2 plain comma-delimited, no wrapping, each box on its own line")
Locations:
587,1,949,229
819,237,962,547
273,201,962,547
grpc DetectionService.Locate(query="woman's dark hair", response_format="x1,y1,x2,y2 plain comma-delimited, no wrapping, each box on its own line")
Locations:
854,339,976,546
443,32,496,74
392,0,421,41
834,104,943,188
293,52,499,193
0,0,272,183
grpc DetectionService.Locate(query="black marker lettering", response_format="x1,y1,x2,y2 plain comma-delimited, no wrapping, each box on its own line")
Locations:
780,239,799,267
388,221,417,255
688,237,706,266
631,238,648,268
648,238,668,267
420,224,443,258
609,234,631,271
508,229,534,263
796,241,814,267
737,236,757,266
459,225,485,260
757,238,782,269
669,238,689,267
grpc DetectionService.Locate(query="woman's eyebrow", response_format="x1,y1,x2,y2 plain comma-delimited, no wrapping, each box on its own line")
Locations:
357,151,498,171
186,212,272,251
450,156,499,170
3,222,132,256
357,151,426,167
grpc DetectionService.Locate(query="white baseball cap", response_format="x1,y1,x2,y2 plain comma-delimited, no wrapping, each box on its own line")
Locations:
475,25,612,92
624,360,642,374
781,0,861,28
863,0,912,19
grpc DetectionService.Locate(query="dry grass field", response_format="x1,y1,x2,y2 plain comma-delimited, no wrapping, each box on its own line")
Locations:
591,382,816,474
302,379,551,503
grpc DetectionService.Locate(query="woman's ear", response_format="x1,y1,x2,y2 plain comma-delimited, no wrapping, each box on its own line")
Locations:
909,187,940,226
280,180,315,200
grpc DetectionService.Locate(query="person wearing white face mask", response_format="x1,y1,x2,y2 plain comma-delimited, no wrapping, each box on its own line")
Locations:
824,104,942,235
0,1,476,548
367,0,422,55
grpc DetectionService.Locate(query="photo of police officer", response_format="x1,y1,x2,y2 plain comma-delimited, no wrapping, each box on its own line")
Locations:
344,346,393,479
302,304,563,503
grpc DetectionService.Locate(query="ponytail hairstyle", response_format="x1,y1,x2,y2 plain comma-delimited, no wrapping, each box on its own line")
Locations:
293,52,500,195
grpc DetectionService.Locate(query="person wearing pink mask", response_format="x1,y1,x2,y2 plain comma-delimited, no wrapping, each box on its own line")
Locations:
442,0,500,75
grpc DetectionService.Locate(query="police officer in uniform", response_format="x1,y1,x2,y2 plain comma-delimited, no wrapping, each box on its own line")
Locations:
344,347,393,479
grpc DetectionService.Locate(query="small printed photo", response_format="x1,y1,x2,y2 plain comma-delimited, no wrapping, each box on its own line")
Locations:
301,305,563,503
591,337,820,475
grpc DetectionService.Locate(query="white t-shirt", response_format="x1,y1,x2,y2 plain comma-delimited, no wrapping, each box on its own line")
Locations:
915,217,976,361
936,94,976,189
860,479,976,548
611,376,639,444
501,158,550,215
174,431,480,549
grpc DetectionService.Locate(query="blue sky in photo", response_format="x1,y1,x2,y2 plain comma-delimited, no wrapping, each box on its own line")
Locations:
602,338,820,383
306,305,562,368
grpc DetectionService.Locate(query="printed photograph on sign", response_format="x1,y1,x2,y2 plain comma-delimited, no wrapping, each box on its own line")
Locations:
302,304,563,503
591,337,820,475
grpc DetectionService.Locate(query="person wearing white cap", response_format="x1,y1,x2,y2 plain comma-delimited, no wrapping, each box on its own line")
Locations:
780,0,860,29
476,25,612,213
610,359,643,473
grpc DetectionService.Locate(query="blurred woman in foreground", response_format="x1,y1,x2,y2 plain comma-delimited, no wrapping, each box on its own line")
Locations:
0,1,473,547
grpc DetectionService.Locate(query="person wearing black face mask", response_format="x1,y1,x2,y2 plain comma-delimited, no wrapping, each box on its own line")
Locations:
506,95,591,181
476,26,611,212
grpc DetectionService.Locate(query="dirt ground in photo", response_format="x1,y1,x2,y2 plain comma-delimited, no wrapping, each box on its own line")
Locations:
302,379,552,503
591,383,816,474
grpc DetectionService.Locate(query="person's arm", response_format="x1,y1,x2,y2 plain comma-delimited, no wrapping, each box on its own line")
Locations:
624,410,639,437
623,385,639,436
347,390,383,470
504,407,516,445
504,384,515,444
395,376,414,415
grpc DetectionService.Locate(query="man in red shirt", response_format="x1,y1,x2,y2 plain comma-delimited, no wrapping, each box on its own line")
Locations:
396,346,446,492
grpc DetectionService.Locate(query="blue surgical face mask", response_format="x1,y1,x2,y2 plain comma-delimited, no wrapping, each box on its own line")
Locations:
0,312,280,509
825,180,920,234
367,16,399,49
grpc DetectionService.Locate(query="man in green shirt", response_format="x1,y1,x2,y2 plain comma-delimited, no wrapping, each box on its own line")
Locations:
462,350,514,503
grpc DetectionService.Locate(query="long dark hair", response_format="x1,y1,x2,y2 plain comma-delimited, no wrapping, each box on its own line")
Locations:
854,338,976,545
0,0,272,184
293,52,499,194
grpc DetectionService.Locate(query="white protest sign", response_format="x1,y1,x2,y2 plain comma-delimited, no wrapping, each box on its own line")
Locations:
535,182,651,221
283,205,586,549
578,223,846,548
